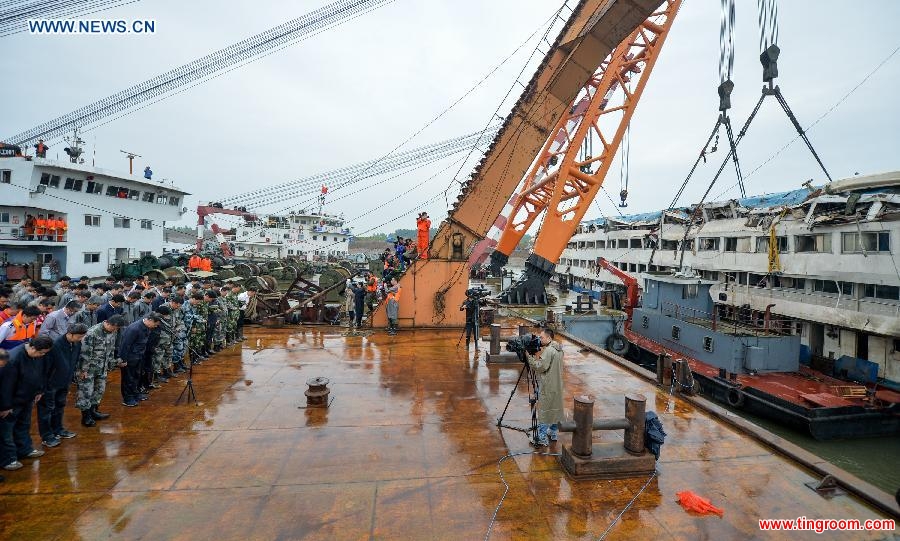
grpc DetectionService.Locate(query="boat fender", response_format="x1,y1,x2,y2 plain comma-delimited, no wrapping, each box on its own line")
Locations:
726,387,745,408
606,333,630,356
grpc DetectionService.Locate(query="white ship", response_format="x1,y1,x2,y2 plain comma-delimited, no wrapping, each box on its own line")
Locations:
0,140,189,279
211,209,353,262
558,171,900,384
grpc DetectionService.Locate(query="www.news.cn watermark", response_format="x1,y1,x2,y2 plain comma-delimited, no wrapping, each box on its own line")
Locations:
759,517,895,534
28,19,155,34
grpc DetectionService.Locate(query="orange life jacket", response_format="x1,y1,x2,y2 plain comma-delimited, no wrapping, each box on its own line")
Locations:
366,278,377,293
0,313,36,349
200,258,212,271
387,287,401,302
189,255,200,269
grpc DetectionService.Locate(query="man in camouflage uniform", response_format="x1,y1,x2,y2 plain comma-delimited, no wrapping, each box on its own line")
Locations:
187,292,208,364
75,315,125,427
203,290,224,353
222,285,241,346
152,305,176,384
169,296,188,374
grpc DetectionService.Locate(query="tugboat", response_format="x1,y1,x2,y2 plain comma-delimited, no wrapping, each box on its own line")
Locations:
599,258,900,440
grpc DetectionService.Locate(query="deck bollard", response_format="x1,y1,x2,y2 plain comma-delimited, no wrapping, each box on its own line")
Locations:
624,394,646,454
489,324,501,355
661,354,673,387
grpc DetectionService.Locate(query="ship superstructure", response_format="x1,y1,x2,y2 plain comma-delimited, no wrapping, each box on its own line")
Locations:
559,171,900,384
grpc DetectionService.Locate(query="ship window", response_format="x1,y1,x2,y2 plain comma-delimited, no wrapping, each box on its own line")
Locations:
283,233,290,239
641,316,649,329
813,280,853,295
39,173,60,188
140,220,152,230
86,181,102,194
629,238,642,249
863,284,900,300
105,185,117,197
142,192,155,202
660,239,678,250
127,189,139,200
313,236,318,241
113,217,131,228
84,214,100,227
698,237,719,251
671,326,681,340
63,177,83,191
756,236,788,253
682,283,699,298
169,197,180,206
83,252,100,264
0,170,10,183
795,233,832,253
598,240,606,248
749,273,768,288
156,194,168,205
841,232,890,253
0,212,8,223
703,336,714,352
259,232,265,238
724,237,751,252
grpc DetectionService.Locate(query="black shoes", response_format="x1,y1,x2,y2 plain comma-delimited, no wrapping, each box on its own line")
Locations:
91,406,110,420
81,410,96,427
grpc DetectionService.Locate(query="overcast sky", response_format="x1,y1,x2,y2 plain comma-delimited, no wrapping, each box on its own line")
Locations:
4,0,900,236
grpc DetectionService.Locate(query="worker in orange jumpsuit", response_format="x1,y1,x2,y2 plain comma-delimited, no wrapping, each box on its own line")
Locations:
200,258,212,272
34,216,47,240
188,254,201,271
416,212,431,260
46,215,58,241
56,217,67,241
365,273,378,313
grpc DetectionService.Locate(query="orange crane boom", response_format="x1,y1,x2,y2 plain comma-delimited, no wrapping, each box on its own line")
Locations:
371,0,664,328
492,0,680,304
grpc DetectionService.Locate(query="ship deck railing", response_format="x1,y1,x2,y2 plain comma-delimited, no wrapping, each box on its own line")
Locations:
659,301,792,337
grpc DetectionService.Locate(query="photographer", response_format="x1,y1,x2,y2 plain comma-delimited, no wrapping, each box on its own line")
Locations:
459,297,481,350
526,328,564,447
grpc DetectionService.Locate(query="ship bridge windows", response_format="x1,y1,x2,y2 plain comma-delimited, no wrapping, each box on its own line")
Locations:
597,240,606,248
698,237,720,251
795,233,832,253
63,177,82,191
661,239,678,250
629,238,642,249
1,170,10,184
84,214,100,227
169,197,180,206
156,194,168,205
142,191,155,202
863,284,900,301
724,237,751,252
813,280,853,295
682,283,699,299
756,236,788,253
86,181,102,194
140,220,152,230
842,232,890,253
127,189,140,200
39,173,60,188
113,217,131,228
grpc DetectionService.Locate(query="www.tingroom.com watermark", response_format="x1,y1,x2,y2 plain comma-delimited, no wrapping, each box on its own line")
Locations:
28,19,156,34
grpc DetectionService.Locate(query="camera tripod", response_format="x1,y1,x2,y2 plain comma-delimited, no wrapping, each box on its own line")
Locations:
174,344,202,405
495,355,540,443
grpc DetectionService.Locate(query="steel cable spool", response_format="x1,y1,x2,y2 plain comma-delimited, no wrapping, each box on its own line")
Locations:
163,266,188,284
234,263,253,278
145,268,167,283
282,265,298,281
256,275,278,292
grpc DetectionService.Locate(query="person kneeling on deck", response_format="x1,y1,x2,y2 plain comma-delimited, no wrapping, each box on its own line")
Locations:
385,278,401,336
526,328,564,447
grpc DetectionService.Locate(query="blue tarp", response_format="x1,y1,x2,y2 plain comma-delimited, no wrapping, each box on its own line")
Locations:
833,355,879,385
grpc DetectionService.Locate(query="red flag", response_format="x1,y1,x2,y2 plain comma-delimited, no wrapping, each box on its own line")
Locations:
321,185,328,194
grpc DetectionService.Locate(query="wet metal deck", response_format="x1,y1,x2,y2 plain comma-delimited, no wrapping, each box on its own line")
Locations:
0,325,895,540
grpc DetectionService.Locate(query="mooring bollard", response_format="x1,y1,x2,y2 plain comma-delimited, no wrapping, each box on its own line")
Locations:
661,354,673,387
489,324,501,355
624,394,646,455
571,395,594,457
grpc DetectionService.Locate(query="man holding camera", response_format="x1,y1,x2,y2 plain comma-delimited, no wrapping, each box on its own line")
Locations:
459,296,480,350
526,328,564,447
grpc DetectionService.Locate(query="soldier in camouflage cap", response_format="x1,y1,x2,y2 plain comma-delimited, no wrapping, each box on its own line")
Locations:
75,315,125,427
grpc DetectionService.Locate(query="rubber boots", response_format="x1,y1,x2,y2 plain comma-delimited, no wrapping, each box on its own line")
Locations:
90,406,110,420
81,409,96,427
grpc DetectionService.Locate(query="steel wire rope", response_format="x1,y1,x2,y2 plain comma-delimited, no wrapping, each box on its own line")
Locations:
5,0,394,144
711,42,900,201
213,4,569,244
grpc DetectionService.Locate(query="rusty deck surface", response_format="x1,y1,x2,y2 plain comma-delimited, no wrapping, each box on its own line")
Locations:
0,324,895,540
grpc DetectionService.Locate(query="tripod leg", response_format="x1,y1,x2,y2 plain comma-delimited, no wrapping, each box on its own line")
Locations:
496,362,528,427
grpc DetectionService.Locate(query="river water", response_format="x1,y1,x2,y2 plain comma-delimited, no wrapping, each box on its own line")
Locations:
488,275,900,495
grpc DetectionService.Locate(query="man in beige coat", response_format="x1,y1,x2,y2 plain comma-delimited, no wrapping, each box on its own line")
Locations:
527,328,564,446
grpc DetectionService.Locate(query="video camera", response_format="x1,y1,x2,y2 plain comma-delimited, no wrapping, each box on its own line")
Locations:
465,286,490,300
505,334,542,358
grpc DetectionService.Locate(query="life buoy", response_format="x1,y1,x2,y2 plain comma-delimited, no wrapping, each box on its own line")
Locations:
606,333,630,356
726,387,745,408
